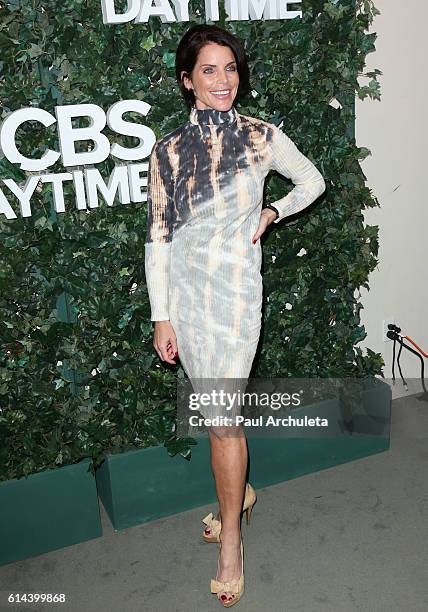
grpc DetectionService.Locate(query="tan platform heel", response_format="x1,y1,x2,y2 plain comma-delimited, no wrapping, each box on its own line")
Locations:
210,538,244,607
202,483,257,543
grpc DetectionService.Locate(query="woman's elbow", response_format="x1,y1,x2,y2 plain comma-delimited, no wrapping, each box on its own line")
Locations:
316,174,326,198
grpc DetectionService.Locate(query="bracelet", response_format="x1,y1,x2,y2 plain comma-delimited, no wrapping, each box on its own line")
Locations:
263,204,279,220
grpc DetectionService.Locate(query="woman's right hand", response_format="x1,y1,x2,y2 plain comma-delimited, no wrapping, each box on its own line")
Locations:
153,320,178,364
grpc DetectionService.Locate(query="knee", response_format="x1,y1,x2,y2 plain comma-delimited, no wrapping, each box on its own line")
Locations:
207,424,244,440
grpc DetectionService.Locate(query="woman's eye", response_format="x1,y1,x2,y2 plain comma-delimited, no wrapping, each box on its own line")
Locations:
203,66,236,74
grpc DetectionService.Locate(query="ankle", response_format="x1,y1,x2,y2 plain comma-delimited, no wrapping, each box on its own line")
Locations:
219,518,240,533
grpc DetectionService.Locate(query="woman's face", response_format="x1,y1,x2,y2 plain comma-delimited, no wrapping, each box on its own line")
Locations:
181,42,240,111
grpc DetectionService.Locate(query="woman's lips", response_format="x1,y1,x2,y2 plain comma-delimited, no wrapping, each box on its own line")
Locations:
210,90,231,99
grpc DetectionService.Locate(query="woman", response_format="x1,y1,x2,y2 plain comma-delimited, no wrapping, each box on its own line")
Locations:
144,24,326,607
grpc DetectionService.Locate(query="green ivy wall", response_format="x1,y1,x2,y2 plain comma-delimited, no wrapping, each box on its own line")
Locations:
0,0,383,480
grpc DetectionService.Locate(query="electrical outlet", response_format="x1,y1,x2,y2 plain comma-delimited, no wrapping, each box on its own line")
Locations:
383,318,395,342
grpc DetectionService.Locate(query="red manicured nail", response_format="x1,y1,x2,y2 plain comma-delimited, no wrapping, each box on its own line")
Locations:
252,239,256,244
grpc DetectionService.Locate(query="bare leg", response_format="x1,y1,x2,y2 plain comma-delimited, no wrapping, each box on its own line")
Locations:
207,424,247,603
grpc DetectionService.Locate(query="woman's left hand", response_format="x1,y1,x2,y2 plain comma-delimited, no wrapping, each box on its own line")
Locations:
252,208,277,243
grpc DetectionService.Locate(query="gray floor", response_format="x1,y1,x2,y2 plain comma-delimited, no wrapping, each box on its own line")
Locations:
1,393,428,612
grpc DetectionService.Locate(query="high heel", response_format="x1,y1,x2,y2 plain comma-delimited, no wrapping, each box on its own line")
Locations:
202,483,256,543
210,538,244,607
244,501,253,526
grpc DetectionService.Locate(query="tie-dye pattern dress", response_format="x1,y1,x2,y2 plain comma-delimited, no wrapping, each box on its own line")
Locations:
144,105,325,419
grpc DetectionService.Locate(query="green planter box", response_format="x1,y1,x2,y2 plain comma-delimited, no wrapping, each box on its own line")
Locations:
96,436,215,531
96,377,391,530
0,458,102,566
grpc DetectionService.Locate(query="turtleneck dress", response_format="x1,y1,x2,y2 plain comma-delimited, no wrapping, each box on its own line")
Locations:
144,105,325,420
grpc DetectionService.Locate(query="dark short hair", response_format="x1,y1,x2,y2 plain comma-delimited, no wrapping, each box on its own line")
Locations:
175,24,251,110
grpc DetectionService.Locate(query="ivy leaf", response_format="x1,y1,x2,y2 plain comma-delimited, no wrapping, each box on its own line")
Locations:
162,51,175,69
142,35,156,51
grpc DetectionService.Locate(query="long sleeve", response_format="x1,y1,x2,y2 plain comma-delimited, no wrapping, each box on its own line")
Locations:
144,140,174,321
268,124,326,223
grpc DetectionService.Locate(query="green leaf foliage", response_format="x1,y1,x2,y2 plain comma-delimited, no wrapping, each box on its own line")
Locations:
0,0,383,480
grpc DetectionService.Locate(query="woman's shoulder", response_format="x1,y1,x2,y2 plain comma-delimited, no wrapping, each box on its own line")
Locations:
238,111,269,126
237,112,284,146
152,123,185,153
237,112,279,137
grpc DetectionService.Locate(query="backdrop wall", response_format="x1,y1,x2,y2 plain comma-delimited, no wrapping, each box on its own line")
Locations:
356,0,428,397
0,0,384,481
